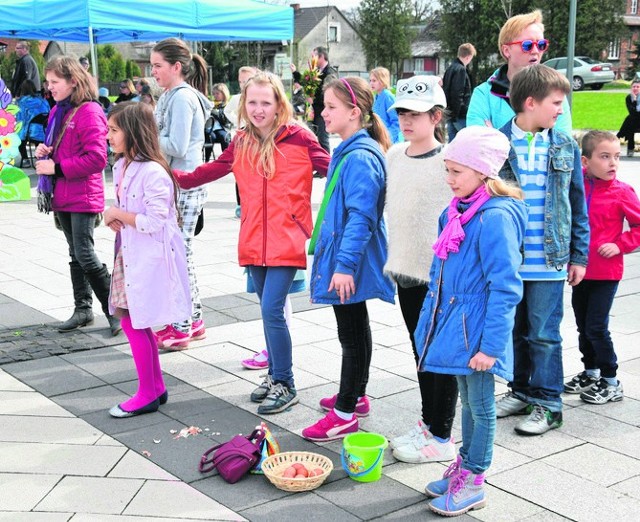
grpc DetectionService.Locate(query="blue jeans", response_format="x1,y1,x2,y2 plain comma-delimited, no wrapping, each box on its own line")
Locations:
457,371,495,475
572,280,619,378
248,266,297,388
511,280,564,412
447,118,466,142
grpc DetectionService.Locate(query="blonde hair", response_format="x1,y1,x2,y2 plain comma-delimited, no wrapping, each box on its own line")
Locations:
44,56,97,105
485,178,523,200
324,76,392,152
498,10,544,59
458,43,477,59
370,67,391,89
238,66,259,77
212,83,231,104
235,72,296,179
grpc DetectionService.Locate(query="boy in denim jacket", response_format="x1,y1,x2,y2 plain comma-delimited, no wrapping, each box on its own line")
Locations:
494,64,590,436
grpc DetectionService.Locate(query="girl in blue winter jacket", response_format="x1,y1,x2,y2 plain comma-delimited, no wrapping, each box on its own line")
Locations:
417,126,527,517
302,77,395,442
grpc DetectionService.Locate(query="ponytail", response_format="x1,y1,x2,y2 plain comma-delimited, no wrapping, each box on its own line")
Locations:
485,178,523,199
188,54,208,96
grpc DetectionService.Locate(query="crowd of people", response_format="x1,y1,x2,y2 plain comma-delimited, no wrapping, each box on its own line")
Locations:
6,8,640,517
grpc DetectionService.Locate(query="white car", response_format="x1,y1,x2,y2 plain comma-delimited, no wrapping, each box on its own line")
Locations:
543,56,615,91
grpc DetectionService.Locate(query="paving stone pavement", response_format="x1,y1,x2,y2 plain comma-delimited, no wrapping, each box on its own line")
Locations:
1,156,639,521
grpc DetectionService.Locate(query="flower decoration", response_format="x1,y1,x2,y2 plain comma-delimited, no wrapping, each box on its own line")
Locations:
0,77,30,202
299,55,321,121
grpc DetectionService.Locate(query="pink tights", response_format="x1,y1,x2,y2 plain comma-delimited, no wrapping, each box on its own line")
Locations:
120,315,166,412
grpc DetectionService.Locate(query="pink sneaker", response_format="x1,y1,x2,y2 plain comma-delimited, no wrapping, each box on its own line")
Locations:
190,320,206,341
156,325,191,351
241,349,269,370
319,394,370,417
302,410,359,442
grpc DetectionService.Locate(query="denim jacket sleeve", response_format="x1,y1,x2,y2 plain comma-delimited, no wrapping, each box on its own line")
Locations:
568,142,590,266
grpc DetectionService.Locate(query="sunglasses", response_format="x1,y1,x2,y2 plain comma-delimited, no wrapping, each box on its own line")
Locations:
120,85,128,89
505,39,549,53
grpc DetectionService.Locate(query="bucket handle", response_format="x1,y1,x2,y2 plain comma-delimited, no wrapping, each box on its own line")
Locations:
341,446,385,478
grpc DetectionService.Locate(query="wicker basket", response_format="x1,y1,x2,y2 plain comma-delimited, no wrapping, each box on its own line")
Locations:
262,451,334,492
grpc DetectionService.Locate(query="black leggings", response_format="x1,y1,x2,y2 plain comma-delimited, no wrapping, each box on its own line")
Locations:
333,302,372,414
398,284,458,440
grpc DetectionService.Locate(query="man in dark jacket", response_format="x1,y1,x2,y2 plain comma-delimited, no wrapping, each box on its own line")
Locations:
442,43,476,141
291,46,337,151
11,41,41,97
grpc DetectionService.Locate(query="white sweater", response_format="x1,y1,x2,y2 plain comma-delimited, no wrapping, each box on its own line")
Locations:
384,142,451,285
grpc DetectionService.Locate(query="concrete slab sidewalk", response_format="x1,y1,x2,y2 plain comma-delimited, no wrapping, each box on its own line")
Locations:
1,152,639,521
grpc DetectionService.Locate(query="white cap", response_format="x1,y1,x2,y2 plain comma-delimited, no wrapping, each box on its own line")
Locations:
389,75,447,112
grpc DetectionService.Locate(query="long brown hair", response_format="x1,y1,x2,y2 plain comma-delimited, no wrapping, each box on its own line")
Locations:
235,72,296,180
108,102,181,217
152,38,208,95
324,76,392,152
44,56,97,105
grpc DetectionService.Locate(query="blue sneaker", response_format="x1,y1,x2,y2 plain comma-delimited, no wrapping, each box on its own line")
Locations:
428,468,486,516
425,455,462,497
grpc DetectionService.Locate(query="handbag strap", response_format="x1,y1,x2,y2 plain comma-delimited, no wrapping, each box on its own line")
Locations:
308,154,349,255
51,103,86,156
198,428,266,473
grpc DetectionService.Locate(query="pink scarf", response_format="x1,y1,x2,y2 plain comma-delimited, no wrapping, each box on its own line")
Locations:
432,185,491,260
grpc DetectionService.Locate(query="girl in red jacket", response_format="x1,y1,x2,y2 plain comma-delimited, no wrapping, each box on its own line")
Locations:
174,72,330,415
565,131,640,404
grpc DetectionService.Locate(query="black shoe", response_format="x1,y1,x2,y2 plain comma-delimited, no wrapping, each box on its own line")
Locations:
58,309,95,332
107,314,122,336
109,398,160,418
158,390,169,405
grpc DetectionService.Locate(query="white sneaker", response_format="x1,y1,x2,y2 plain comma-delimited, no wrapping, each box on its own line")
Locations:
393,431,456,463
389,420,429,449
495,391,530,418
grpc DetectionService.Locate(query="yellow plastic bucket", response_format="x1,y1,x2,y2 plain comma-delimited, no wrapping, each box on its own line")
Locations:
341,432,388,482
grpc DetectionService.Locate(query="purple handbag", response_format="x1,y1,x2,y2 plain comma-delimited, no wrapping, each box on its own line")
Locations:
199,428,266,484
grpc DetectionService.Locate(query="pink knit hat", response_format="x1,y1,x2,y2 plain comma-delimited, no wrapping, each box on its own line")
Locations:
444,126,510,179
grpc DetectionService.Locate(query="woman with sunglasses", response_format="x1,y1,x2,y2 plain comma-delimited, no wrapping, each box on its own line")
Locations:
466,9,572,135
114,79,137,104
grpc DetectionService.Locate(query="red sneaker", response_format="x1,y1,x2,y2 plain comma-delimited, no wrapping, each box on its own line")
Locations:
156,325,191,351
319,394,370,417
302,410,358,442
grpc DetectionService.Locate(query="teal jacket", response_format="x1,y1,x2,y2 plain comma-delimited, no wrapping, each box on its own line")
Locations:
467,65,572,135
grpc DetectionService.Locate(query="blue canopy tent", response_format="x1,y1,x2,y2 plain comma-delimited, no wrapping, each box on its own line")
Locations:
0,0,294,77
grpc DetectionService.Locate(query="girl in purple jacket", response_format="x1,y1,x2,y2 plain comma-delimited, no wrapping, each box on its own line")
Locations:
103,103,191,418
35,56,120,336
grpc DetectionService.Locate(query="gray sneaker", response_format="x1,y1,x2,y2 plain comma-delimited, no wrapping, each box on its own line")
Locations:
495,391,531,418
514,404,562,436
580,378,624,404
257,383,299,414
564,371,599,394
250,374,273,403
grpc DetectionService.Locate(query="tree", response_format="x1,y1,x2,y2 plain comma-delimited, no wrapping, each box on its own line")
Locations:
438,0,626,84
357,0,417,77
627,39,640,79
94,44,129,82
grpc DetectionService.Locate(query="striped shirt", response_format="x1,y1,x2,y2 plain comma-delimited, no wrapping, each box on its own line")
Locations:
511,121,566,281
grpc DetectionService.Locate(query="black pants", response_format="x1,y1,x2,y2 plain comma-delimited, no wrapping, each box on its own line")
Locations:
398,284,458,440
572,280,619,378
617,114,640,151
333,302,372,414
313,110,330,152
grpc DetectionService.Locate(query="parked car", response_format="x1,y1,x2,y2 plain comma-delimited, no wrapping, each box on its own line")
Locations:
543,56,615,91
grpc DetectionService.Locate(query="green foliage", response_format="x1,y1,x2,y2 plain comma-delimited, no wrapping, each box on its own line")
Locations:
94,44,128,82
438,0,626,84
357,0,417,77
125,60,141,79
202,42,235,85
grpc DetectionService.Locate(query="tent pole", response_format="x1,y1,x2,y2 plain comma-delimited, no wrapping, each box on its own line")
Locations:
88,26,98,82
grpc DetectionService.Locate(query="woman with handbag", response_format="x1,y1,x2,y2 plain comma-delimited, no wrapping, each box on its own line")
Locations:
151,37,213,351
34,56,121,336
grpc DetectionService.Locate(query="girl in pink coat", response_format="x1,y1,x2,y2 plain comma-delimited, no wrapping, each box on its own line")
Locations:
104,102,190,418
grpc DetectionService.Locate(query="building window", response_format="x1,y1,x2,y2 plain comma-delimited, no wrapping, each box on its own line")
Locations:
414,59,425,72
632,0,638,15
609,38,620,60
328,24,340,43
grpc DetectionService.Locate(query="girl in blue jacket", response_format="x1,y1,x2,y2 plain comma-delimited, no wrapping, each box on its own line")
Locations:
302,77,395,442
418,127,527,517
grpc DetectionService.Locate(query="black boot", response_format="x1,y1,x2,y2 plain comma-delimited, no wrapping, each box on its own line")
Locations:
58,264,94,333
86,263,121,336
